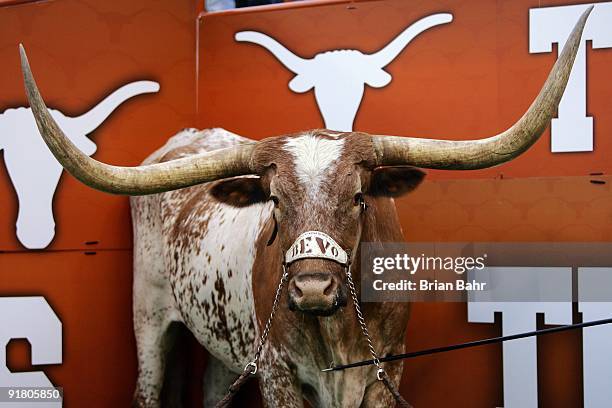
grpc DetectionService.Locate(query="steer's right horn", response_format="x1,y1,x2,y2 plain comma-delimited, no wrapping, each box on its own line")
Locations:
372,6,593,170
19,45,255,195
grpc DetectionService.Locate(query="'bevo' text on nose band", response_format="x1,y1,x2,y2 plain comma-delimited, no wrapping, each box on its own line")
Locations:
285,231,348,265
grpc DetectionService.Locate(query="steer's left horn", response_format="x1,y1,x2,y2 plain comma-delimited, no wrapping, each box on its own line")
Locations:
372,6,593,170
19,45,256,195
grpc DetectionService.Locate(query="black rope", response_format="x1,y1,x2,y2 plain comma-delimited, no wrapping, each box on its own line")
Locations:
323,316,612,372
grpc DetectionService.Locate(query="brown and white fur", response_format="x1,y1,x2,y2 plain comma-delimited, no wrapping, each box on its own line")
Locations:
131,128,425,407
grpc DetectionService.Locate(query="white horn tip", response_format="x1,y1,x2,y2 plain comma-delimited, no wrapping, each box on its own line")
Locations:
235,31,251,41
148,81,161,92
430,13,453,23
126,80,160,94
18,43,27,62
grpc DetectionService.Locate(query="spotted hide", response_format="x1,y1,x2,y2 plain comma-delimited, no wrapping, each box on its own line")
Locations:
131,128,418,407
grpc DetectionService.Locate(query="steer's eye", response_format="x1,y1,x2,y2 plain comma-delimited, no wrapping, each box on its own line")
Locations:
353,192,363,206
270,195,280,207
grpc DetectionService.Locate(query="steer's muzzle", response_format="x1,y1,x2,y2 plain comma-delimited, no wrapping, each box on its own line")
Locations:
288,271,347,316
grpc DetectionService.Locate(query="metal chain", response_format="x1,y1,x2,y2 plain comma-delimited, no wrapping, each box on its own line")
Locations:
345,264,383,377
216,265,289,408
345,263,412,407
244,264,289,375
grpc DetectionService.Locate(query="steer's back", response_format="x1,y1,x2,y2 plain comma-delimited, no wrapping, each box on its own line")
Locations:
130,128,272,372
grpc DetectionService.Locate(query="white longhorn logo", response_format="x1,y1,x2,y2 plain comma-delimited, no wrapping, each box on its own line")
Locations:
0,81,159,249
236,13,453,131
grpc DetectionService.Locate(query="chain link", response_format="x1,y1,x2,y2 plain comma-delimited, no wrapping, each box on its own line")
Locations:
345,263,412,406
345,264,383,373
217,265,288,407
245,264,289,373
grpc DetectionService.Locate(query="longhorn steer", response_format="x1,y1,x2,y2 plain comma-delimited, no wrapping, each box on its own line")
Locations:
18,7,591,408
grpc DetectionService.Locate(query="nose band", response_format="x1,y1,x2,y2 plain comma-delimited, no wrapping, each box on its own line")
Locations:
285,231,348,266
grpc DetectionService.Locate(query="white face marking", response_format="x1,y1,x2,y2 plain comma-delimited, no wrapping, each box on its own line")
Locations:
283,134,345,196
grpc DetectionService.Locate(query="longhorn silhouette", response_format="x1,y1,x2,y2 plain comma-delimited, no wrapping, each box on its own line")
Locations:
0,81,159,248
236,13,453,131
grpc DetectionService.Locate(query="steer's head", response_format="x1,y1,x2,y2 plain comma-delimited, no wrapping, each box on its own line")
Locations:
18,6,591,314
210,132,425,315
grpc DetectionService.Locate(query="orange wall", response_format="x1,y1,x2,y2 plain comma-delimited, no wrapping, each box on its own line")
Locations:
0,0,610,407
197,0,612,179
0,0,198,406
400,175,611,407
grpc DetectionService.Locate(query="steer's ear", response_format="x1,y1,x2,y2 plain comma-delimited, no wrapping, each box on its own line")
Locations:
367,166,426,197
211,177,268,207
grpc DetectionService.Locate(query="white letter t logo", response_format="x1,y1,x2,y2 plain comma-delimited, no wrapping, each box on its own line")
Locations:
530,3,612,152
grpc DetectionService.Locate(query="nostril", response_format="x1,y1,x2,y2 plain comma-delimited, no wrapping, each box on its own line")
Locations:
289,273,344,315
323,279,336,296
290,279,303,298
294,274,335,298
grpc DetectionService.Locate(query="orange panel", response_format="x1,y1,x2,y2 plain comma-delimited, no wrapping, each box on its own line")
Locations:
0,250,135,407
400,175,612,242
396,174,612,407
197,0,612,179
0,0,198,251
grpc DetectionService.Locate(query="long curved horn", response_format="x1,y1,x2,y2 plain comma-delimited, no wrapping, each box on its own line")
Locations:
367,13,453,68
19,45,255,195
235,31,311,74
72,81,160,134
372,6,593,169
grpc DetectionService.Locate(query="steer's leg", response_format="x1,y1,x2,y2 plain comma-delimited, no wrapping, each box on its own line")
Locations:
360,381,396,408
361,363,407,408
131,255,180,408
202,354,240,407
258,360,303,408
132,307,178,408
131,196,181,407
